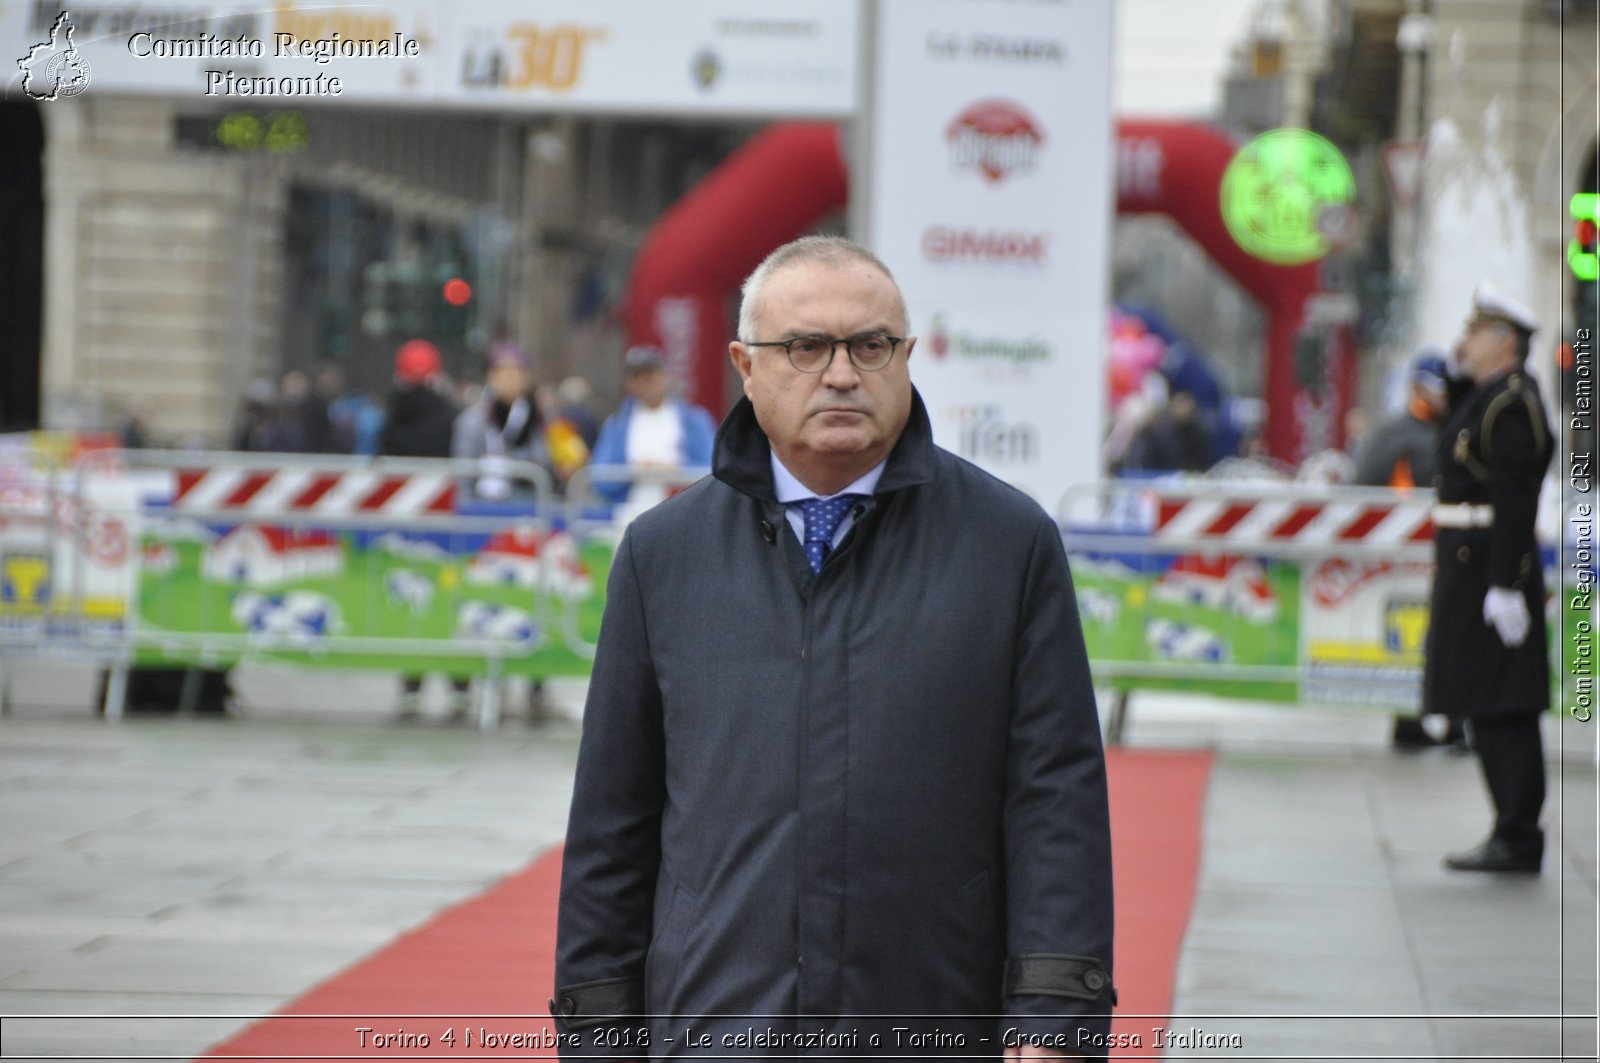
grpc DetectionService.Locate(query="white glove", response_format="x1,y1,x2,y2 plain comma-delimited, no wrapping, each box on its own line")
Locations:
1483,586,1531,648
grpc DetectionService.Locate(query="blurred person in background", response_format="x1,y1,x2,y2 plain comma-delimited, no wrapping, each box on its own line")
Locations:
452,342,556,723
534,383,591,491
1355,349,1465,752
589,344,716,507
556,374,601,451
232,378,281,452
1165,388,1217,472
378,340,456,459
1426,283,1553,875
317,363,381,455
377,339,469,721
118,399,151,449
1119,385,1214,474
279,369,337,453
452,342,553,501
1354,349,1449,490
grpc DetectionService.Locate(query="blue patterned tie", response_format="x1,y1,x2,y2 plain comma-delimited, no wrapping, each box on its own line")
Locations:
801,494,867,574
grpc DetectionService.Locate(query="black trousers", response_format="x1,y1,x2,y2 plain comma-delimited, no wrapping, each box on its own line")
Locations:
1469,713,1546,847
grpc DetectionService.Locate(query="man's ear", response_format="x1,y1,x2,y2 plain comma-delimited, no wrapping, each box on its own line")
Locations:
730,341,753,383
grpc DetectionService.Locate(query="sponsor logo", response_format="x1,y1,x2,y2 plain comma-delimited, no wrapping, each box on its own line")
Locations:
926,315,1050,366
462,23,607,93
946,99,1043,184
692,48,721,89
945,404,1039,464
922,227,1049,266
17,11,91,101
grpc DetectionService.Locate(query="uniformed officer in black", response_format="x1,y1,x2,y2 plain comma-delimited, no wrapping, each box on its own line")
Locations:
1424,282,1553,874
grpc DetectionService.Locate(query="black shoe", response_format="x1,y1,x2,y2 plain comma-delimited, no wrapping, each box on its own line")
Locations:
1391,715,1434,749
1443,835,1543,874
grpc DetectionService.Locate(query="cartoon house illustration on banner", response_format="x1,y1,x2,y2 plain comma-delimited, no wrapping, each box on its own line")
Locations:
467,526,591,599
203,526,344,588
1151,554,1279,623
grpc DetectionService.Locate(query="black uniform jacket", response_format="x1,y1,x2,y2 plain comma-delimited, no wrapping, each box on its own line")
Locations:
554,390,1115,1059
1423,369,1553,718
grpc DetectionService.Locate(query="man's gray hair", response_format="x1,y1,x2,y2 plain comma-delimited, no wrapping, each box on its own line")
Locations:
736,235,904,342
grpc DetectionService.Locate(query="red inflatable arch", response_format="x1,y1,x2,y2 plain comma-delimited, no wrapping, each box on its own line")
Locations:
621,122,849,413
624,120,1330,458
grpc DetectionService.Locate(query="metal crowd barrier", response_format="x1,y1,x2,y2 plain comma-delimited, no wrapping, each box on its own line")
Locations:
1058,479,1570,744
0,446,719,728
559,462,713,657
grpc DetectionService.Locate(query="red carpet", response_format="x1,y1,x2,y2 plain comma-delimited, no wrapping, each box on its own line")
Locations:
204,748,1211,1060
1104,750,1213,1056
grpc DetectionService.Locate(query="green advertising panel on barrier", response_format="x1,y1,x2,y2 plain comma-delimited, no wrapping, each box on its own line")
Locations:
133,516,616,677
1070,543,1572,712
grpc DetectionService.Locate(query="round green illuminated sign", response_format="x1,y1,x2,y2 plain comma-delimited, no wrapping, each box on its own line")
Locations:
1220,129,1357,265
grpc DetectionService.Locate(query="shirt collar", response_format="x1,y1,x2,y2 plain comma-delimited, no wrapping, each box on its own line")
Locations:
770,453,886,504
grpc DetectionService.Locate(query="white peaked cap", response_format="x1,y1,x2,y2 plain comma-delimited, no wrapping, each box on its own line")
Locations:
1471,281,1539,333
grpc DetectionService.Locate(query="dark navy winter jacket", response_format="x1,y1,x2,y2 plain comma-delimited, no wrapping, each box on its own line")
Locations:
555,389,1115,1059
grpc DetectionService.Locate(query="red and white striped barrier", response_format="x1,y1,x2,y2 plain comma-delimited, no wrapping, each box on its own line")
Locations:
172,468,456,516
1152,496,1435,546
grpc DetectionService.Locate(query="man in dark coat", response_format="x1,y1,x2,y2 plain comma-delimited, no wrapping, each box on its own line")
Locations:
1424,282,1553,874
554,236,1115,1059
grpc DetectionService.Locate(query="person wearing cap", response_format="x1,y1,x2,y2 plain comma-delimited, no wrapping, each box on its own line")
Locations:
587,345,716,509
377,339,469,720
378,339,457,459
1354,349,1450,490
452,342,553,501
554,237,1114,1058
1424,282,1553,874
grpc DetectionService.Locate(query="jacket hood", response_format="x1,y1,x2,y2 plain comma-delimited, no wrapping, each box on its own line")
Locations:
712,387,938,502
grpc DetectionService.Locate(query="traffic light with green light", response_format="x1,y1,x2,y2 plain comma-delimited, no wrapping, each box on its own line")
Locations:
1571,193,1598,282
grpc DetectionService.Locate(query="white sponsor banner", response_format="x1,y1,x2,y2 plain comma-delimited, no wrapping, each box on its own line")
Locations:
2,0,858,116
868,0,1113,506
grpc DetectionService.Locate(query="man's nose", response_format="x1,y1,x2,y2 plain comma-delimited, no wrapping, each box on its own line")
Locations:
819,341,861,387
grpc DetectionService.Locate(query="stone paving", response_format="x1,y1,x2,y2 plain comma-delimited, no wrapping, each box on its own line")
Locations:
0,662,1595,1062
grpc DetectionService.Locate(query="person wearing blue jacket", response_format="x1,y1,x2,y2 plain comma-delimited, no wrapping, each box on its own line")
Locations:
588,345,716,507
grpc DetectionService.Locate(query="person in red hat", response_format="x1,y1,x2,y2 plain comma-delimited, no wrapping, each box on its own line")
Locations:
377,339,468,720
378,340,457,458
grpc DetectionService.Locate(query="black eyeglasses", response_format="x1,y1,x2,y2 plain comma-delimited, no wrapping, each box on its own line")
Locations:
745,332,905,373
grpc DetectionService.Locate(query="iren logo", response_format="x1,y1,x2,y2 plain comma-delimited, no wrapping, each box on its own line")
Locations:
945,404,1039,464
17,10,91,101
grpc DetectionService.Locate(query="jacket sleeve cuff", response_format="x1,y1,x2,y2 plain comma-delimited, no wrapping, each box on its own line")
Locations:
549,976,644,1030
1004,953,1116,1005
1001,954,1117,1061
